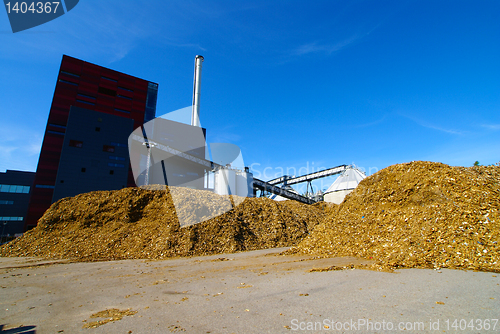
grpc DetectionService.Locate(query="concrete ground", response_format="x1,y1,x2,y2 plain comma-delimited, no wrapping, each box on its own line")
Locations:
0,248,499,334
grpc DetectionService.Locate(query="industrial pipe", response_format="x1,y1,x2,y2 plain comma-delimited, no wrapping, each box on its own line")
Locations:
191,55,204,127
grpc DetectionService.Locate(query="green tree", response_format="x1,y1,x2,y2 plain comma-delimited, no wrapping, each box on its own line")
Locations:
473,161,480,166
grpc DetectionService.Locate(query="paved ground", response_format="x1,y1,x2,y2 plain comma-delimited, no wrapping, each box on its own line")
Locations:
1,248,499,333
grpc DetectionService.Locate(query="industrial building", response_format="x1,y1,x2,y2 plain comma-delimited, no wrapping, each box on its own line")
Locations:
22,54,256,231
0,170,35,239
25,55,158,230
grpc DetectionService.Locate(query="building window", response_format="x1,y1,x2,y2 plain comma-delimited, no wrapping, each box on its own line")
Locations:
0,200,14,205
76,99,95,106
81,168,86,173
144,82,158,122
109,170,114,175
118,86,133,92
0,217,23,221
77,93,96,100
109,156,125,161
47,130,65,136
58,79,78,86
48,123,67,129
0,185,30,193
115,108,130,114
69,140,83,148
103,145,115,153
35,185,55,189
101,76,117,83
2,185,13,192
60,70,80,78
108,163,124,168
117,94,132,100
98,86,116,97
95,127,101,132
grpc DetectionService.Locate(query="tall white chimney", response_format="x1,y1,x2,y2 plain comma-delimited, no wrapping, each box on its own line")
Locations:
191,55,204,127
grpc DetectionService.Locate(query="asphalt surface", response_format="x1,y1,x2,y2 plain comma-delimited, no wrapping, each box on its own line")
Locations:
1,248,499,333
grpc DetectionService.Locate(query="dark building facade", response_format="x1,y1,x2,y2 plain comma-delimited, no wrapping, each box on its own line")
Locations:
52,106,134,202
25,55,158,230
0,170,36,237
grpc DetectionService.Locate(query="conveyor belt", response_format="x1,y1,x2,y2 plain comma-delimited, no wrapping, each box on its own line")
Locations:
130,133,219,169
267,165,348,186
252,178,315,204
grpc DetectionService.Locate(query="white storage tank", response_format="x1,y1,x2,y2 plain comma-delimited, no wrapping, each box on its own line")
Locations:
214,168,236,196
324,189,353,204
235,170,253,197
324,167,366,204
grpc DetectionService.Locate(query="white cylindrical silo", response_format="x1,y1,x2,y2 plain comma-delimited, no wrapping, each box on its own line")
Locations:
324,189,353,204
235,170,253,197
214,168,236,196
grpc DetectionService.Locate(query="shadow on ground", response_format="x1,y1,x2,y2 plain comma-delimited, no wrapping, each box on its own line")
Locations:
0,325,36,334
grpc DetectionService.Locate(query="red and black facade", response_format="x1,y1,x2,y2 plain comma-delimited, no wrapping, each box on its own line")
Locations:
25,55,158,230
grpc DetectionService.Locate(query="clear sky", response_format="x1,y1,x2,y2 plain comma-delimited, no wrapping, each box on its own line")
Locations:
1,1,499,192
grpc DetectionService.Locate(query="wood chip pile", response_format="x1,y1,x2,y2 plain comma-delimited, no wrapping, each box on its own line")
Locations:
2,161,498,272
287,161,500,272
0,187,324,261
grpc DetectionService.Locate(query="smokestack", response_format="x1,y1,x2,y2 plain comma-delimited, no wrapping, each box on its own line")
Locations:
191,55,204,127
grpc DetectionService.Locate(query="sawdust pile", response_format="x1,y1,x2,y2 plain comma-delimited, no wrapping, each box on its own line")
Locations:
288,161,500,272
82,308,137,329
312,201,339,216
0,187,323,261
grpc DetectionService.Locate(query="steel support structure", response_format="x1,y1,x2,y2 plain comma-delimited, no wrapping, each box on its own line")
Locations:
267,165,348,186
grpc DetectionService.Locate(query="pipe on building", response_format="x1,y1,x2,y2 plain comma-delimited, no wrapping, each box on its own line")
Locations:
191,55,204,127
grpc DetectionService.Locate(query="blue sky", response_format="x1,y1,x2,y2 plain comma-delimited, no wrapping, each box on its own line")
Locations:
1,0,499,192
